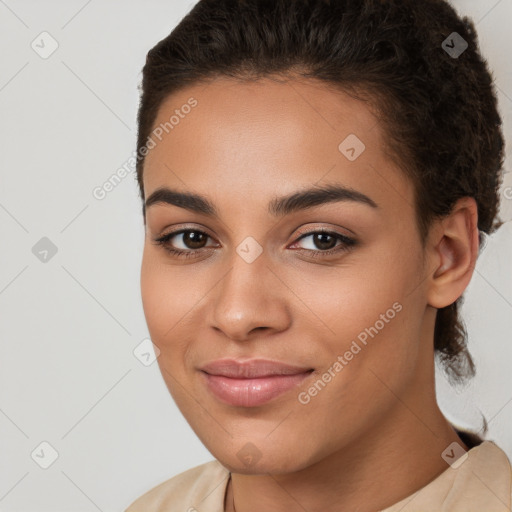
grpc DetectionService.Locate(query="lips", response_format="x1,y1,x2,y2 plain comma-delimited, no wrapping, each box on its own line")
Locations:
199,358,314,407
200,358,312,377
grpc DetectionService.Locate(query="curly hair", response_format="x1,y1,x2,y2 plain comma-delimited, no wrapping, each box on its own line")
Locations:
135,0,505,386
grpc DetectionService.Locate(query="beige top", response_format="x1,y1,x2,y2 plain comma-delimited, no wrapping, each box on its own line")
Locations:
125,440,512,512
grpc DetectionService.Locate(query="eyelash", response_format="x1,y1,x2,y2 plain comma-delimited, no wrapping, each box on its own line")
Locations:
152,228,357,260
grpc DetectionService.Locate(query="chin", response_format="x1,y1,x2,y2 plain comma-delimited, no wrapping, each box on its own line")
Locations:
209,441,317,476
218,458,302,476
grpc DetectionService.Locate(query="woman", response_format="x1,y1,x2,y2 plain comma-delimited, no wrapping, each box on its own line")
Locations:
125,0,511,510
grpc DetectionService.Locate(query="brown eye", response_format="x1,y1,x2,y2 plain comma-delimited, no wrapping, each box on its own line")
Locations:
290,230,357,259
293,230,355,250
310,232,338,251
153,229,217,259
179,231,208,250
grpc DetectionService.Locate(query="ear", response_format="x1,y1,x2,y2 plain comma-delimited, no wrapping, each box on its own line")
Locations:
426,197,479,309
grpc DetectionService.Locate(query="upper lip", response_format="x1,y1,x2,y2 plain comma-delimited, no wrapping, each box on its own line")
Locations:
200,358,313,378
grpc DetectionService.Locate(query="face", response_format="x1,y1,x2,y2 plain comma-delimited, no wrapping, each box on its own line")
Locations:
140,77,433,474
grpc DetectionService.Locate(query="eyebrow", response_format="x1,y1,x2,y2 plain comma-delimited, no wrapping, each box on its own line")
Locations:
144,183,379,218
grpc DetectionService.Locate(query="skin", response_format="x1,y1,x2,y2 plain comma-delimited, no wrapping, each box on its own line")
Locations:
140,76,479,512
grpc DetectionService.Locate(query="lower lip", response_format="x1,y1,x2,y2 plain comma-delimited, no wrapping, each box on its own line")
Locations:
201,371,313,407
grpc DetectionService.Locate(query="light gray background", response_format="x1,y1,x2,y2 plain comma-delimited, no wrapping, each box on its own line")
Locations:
0,1,511,510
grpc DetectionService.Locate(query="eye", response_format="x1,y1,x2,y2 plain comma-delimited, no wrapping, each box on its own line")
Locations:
152,227,357,260
152,229,217,259
289,229,357,258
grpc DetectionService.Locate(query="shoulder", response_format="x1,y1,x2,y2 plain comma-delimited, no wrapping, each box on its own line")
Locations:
467,440,512,484
382,440,512,512
124,460,230,512
449,440,512,510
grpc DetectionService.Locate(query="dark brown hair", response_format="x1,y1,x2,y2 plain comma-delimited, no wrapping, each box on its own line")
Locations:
135,0,505,386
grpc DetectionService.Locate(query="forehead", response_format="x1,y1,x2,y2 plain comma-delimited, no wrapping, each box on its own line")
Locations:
143,77,414,217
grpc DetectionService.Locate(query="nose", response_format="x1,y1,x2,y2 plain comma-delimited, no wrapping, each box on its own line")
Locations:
209,252,291,342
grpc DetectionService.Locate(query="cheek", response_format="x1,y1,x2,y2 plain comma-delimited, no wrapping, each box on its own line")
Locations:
140,253,188,350
140,251,206,373
140,256,169,334
141,248,192,324
299,242,424,389
291,251,413,345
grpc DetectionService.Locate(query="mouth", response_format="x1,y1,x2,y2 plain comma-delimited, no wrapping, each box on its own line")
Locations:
199,358,314,407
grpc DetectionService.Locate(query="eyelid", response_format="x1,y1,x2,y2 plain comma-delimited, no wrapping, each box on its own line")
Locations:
153,223,357,261
156,223,216,240
156,223,354,245
289,228,356,253
155,225,219,248
293,224,353,240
